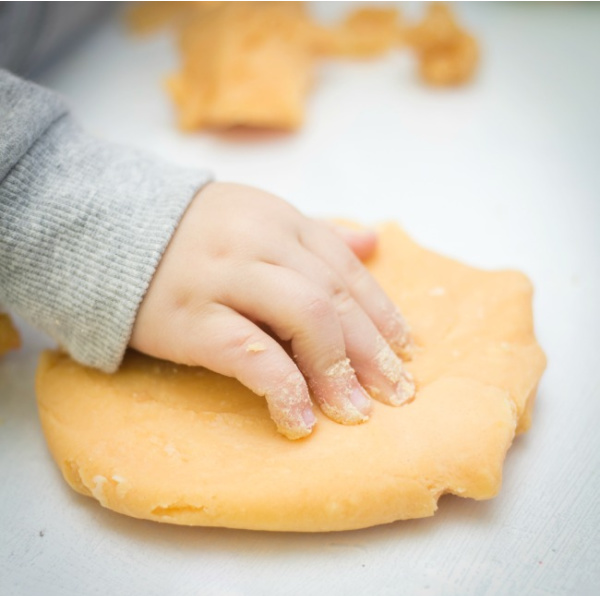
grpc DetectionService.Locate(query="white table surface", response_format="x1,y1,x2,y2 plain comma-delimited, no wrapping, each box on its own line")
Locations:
1,3,599,595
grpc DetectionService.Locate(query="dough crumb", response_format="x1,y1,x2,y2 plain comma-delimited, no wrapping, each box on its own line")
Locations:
246,342,267,353
429,286,447,296
164,443,179,457
91,475,108,506
325,358,353,379
112,475,129,499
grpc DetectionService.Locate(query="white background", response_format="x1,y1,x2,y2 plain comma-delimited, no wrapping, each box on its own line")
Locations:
1,2,599,595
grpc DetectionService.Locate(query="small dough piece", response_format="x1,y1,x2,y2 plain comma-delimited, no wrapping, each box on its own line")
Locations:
314,7,401,58
129,2,479,131
36,224,546,532
167,2,315,131
406,4,479,86
0,313,20,357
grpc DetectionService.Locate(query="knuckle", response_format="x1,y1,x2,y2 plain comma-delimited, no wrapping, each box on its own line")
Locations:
331,287,355,316
302,294,335,322
341,251,368,284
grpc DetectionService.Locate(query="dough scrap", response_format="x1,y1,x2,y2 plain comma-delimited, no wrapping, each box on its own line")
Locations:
166,2,316,131
128,2,479,131
35,224,546,532
0,313,20,357
313,7,402,58
405,3,479,86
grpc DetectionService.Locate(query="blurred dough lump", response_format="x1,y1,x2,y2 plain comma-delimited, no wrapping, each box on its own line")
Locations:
128,2,479,131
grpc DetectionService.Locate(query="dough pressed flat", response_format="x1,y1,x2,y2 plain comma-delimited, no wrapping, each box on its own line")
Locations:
36,224,546,532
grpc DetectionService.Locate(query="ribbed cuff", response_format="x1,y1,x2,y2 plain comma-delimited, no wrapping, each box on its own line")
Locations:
0,114,212,372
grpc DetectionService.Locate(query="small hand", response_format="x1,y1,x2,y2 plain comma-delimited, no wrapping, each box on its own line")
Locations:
131,182,414,439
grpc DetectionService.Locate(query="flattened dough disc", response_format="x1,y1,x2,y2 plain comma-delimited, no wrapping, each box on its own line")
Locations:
36,224,546,532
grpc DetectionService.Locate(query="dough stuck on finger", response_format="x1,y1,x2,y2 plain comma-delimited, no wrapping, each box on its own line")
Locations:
264,371,316,440
384,308,414,360
246,342,267,353
35,223,546,532
311,357,371,424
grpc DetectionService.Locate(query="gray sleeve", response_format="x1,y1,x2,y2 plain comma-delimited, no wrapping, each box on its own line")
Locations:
0,69,212,372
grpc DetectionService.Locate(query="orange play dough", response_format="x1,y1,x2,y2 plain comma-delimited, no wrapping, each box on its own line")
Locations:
0,313,20,357
36,224,546,531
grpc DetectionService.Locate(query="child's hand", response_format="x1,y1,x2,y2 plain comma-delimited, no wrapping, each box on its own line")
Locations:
131,183,414,439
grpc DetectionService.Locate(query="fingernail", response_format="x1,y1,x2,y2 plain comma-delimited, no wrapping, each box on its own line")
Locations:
302,406,317,427
349,383,373,415
390,372,416,406
387,311,414,360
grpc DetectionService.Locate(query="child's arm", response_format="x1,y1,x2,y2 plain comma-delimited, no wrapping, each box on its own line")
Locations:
0,69,210,370
0,70,413,440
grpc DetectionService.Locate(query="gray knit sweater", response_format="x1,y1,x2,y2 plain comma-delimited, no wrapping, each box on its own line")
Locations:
0,69,211,371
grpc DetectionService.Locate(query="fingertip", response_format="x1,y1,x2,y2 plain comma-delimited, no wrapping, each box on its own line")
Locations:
277,405,317,440
320,400,370,426
330,224,378,261
308,359,372,425
392,372,416,406
353,235,378,261
277,422,315,441
346,230,378,261
265,372,317,440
